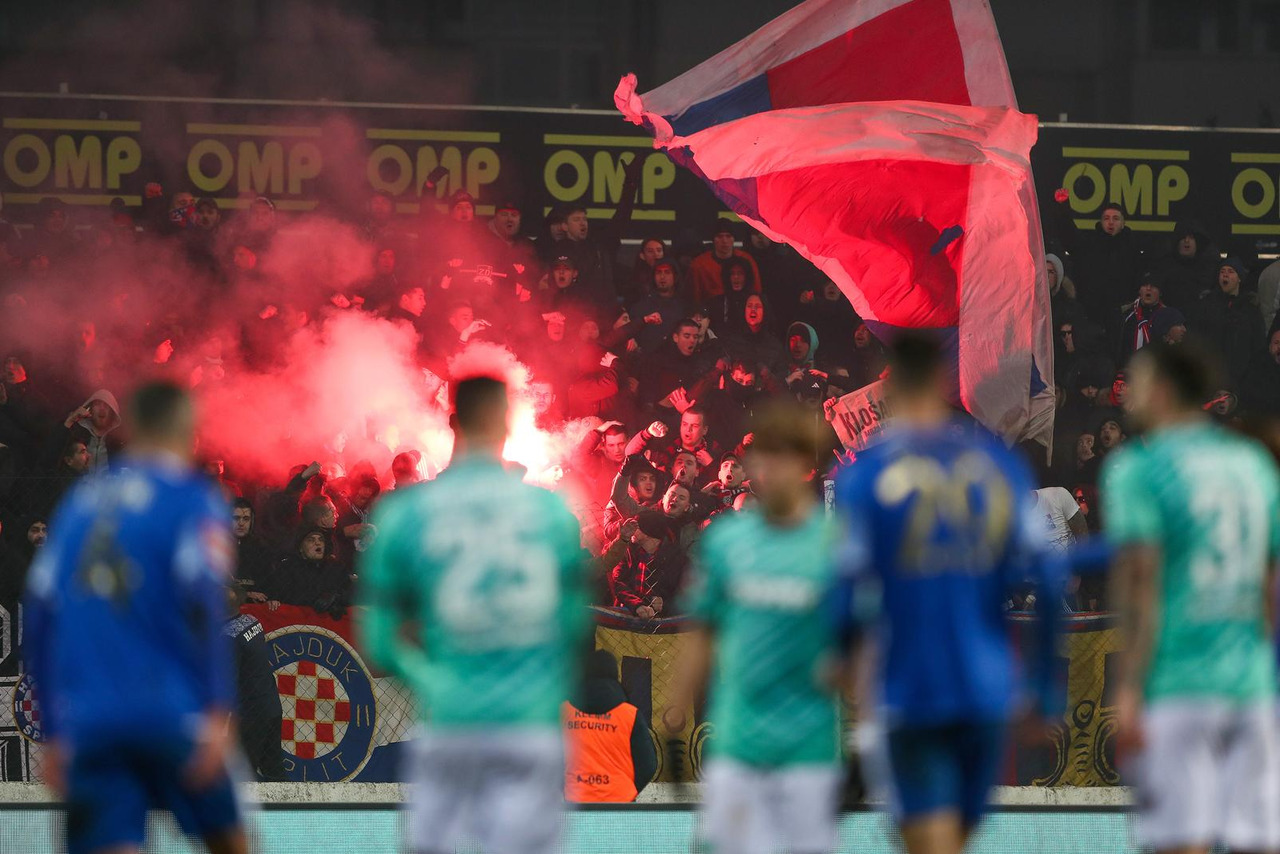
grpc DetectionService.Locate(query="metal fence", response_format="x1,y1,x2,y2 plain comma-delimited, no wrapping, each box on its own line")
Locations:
0,598,1121,787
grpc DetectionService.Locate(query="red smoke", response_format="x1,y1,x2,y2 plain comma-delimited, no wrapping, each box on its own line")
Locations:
1,204,595,491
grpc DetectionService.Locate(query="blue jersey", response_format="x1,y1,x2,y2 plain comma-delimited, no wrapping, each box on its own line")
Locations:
832,423,1058,727
22,456,236,746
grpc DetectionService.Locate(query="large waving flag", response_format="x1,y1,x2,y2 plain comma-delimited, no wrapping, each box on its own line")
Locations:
616,0,1053,449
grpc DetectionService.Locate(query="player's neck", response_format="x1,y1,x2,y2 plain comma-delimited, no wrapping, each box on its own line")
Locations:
762,490,815,527
1149,407,1206,432
124,440,191,467
451,435,505,462
893,394,951,427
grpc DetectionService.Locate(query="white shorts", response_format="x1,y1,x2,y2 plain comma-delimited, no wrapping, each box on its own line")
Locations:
407,727,564,854
698,758,842,854
1130,700,1280,851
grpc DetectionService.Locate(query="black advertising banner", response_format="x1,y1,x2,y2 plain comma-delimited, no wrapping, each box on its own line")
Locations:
0,95,714,240
3,94,1280,254
1032,124,1280,256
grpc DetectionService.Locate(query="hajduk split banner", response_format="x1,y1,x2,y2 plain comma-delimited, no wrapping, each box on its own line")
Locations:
615,0,1055,451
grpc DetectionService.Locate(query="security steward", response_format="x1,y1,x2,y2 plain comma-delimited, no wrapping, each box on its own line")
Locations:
563,649,657,802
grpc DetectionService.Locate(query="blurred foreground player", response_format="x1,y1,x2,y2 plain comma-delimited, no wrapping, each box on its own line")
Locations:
678,401,842,854
1105,344,1280,854
23,382,246,854
831,334,1058,854
358,376,591,854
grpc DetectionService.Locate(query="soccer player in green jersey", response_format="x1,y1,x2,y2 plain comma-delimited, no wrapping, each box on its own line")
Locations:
677,401,843,854
358,376,591,854
1105,343,1280,854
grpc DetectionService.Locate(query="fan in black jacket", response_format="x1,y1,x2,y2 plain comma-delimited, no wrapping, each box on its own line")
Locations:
262,527,353,620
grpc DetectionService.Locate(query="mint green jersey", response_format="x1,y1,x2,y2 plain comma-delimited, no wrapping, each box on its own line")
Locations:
687,507,841,767
358,454,590,729
1102,423,1280,704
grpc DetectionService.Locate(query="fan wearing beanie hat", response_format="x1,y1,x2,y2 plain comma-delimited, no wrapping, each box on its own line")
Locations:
608,508,689,619
1044,252,1080,323
1197,254,1264,389
1118,273,1165,362
449,189,476,222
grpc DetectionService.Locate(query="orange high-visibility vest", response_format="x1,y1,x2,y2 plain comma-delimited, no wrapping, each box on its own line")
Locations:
562,700,640,802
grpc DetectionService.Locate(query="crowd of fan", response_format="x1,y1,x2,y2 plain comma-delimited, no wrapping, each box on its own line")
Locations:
1,170,1278,620
1043,196,1280,536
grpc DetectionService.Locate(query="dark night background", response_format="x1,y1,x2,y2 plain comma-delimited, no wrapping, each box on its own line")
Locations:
1,0,1278,126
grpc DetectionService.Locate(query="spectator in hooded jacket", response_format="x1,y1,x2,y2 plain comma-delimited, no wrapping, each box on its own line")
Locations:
57,389,122,473
707,257,757,335
263,528,353,618
1151,221,1219,314
846,321,888,389
1198,258,1264,390
1045,253,1080,324
784,321,821,379
700,357,773,448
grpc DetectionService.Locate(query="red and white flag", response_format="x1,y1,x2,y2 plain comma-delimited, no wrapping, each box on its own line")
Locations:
616,0,1053,448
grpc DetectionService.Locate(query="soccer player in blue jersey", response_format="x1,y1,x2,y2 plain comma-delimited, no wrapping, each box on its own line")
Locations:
23,382,247,854
831,334,1058,854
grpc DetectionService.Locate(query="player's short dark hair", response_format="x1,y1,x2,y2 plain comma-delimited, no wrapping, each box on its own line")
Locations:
602,423,627,439
750,400,823,460
683,404,707,421
128,381,191,438
886,332,944,395
1133,340,1219,408
233,497,253,513
453,375,508,434
674,318,700,335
